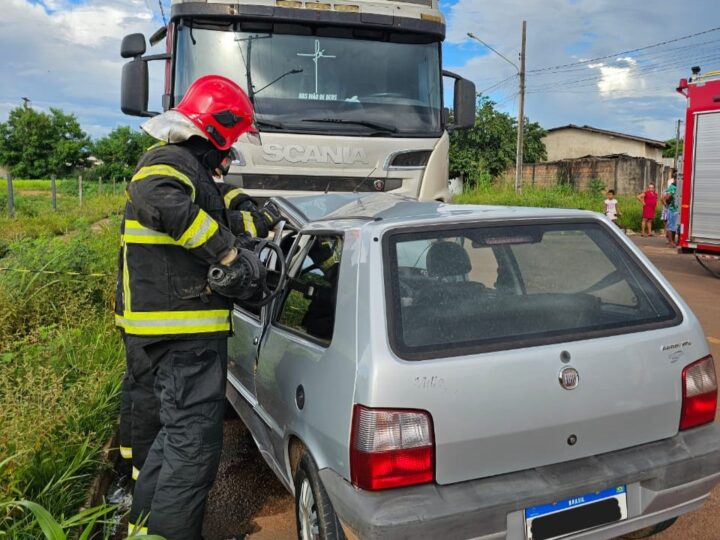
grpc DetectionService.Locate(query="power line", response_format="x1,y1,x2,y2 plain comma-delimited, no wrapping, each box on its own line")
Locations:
478,74,518,95
530,38,720,76
529,25,720,73
527,50,720,93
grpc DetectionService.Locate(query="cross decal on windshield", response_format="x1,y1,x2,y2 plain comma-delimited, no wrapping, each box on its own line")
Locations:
297,39,336,94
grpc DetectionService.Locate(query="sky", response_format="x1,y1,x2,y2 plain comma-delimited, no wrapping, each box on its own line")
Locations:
1,0,719,140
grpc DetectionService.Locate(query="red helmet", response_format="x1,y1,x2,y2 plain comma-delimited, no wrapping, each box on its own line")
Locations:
174,75,255,151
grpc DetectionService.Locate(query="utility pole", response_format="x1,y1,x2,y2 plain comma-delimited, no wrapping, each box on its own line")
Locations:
673,118,682,173
467,21,527,193
21,97,31,109
516,21,527,194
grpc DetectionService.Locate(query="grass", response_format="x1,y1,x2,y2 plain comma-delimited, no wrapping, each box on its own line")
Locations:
0,186,126,537
456,184,665,231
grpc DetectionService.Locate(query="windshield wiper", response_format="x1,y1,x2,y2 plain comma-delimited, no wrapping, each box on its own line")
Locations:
256,118,285,130
301,118,398,133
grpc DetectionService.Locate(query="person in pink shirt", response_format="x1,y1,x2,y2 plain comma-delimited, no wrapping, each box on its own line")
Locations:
636,183,658,236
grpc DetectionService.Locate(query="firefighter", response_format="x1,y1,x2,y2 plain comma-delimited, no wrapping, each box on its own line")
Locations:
116,74,280,539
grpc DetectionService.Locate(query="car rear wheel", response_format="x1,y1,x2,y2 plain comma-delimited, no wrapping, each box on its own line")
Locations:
294,452,346,540
619,518,678,539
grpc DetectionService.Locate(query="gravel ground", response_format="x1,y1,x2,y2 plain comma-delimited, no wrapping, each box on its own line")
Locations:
202,418,294,540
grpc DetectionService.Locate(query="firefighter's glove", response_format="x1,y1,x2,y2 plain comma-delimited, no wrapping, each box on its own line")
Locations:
259,202,282,229
227,203,281,239
208,249,267,300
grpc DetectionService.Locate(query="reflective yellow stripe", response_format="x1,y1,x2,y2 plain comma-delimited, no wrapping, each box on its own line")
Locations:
178,210,219,249
147,140,168,151
128,521,148,535
132,466,140,480
122,243,132,314
120,446,133,459
116,310,231,336
123,220,178,245
131,164,196,201
223,187,246,208
241,211,257,237
123,215,219,249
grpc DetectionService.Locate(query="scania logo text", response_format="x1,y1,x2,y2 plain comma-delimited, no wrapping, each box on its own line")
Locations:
262,143,368,165
559,367,580,390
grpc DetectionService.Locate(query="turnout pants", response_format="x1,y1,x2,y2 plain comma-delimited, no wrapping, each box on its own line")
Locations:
127,337,227,540
122,336,163,482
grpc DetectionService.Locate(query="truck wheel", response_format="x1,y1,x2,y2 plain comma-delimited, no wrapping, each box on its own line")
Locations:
294,452,346,540
619,518,678,538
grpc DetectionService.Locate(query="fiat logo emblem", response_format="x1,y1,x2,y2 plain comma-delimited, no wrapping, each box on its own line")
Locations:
559,367,580,390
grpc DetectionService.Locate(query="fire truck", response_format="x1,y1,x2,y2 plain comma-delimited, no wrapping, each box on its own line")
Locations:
118,0,476,201
676,68,720,265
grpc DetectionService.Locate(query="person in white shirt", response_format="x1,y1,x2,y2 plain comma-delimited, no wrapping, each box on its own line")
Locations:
604,189,621,226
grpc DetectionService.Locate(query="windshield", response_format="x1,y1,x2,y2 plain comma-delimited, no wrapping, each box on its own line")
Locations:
386,222,680,359
174,23,442,136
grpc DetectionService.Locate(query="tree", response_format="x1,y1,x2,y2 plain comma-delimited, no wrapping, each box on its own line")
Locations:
0,106,90,178
449,97,547,186
663,137,683,159
91,127,156,181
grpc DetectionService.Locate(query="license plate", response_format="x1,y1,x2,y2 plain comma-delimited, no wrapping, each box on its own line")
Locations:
525,486,627,540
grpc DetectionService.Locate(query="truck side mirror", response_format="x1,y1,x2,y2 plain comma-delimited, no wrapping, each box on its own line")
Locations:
120,32,170,117
121,59,152,117
443,71,476,131
121,33,147,59
452,78,477,130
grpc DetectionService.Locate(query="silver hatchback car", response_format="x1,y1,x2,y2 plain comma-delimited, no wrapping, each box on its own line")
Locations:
226,193,720,540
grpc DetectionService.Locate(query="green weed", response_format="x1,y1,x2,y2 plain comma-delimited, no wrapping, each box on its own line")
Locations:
0,191,126,536
456,184,664,231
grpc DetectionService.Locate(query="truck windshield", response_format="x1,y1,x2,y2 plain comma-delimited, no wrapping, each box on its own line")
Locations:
385,222,680,359
174,24,442,136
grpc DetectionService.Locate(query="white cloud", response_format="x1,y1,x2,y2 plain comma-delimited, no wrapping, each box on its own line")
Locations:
444,0,719,140
0,0,162,137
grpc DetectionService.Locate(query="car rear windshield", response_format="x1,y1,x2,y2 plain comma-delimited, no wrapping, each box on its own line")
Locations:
385,221,680,359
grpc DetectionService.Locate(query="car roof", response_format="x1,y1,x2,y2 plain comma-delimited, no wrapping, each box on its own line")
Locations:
274,193,598,232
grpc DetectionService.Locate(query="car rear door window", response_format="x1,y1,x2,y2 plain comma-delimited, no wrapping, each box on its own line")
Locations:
385,221,680,359
276,235,343,345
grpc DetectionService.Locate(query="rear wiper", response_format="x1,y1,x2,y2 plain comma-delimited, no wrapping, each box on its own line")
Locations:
301,118,398,133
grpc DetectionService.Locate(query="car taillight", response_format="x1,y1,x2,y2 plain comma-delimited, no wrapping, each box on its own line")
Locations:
680,355,718,431
350,405,434,491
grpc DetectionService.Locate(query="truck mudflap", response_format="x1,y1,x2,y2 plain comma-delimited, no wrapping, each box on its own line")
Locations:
320,423,720,540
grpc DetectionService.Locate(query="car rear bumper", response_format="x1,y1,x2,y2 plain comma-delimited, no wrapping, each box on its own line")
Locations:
320,423,720,540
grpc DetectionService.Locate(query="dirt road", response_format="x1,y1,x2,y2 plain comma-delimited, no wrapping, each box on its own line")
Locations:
203,234,720,540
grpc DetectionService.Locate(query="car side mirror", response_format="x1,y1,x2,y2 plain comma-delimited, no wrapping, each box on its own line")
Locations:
443,71,476,131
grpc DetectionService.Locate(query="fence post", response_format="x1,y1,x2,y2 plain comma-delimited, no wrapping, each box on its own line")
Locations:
78,175,83,207
6,173,14,218
112,176,116,195
98,176,103,195
51,174,57,211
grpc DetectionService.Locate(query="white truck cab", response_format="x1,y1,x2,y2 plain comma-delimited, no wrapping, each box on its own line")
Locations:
119,0,476,201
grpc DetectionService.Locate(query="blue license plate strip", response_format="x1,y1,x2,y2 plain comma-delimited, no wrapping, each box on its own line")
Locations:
525,486,627,540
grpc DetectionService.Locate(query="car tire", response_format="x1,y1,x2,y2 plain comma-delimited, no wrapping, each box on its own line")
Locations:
618,518,678,539
294,452,346,540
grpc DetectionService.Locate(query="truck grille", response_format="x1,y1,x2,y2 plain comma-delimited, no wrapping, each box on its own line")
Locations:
225,174,402,192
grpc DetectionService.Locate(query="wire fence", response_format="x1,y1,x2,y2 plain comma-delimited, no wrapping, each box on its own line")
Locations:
1,174,128,218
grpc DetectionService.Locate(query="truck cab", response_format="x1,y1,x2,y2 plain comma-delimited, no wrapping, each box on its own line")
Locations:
119,0,476,201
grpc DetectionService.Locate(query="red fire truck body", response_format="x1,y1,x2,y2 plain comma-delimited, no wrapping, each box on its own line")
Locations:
676,71,720,254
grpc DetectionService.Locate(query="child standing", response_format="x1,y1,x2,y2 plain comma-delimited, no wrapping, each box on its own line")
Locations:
636,184,658,236
604,189,621,226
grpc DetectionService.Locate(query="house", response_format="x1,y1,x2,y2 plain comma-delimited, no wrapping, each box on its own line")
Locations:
543,125,667,163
